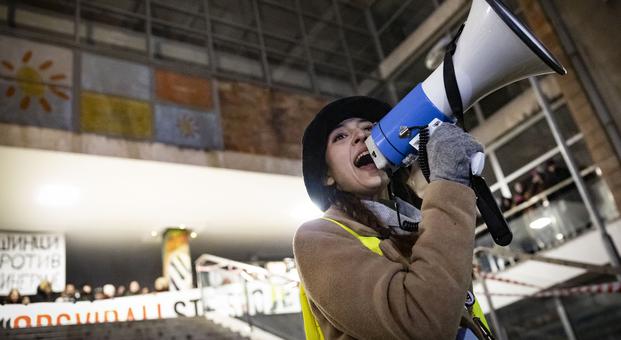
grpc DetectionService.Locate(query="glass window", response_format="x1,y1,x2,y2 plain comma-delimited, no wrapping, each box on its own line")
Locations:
259,3,301,41
496,117,556,175
80,3,147,54
300,0,332,16
569,140,593,171
338,3,366,28
552,104,580,138
210,0,256,28
373,1,437,57
481,159,497,185
478,79,530,118
393,50,432,99
463,107,480,131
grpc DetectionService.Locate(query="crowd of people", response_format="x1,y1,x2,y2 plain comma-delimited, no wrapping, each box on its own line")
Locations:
2,276,169,305
499,159,571,212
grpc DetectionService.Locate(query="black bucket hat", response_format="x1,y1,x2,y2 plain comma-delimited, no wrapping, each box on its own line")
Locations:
302,96,392,211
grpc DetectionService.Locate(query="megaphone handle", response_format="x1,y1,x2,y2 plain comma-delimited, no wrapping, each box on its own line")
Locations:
471,175,513,246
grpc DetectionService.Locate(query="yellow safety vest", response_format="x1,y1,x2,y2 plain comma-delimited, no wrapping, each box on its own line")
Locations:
299,217,491,340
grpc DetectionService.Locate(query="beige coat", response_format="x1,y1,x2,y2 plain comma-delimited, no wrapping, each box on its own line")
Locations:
293,180,483,340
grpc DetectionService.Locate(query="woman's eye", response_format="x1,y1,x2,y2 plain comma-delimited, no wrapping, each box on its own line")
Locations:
332,133,346,142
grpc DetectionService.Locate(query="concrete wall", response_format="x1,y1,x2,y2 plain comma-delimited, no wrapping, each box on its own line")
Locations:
219,80,326,159
519,0,621,213
551,0,621,132
0,71,325,177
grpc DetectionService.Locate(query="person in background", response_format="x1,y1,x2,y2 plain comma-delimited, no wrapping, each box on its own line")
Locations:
79,283,93,301
140,286,150,294
3,288,21,304
128,281,141,295
56,283,77,303
34,279,55,302
116,285,127,297
500,196,513,212
543,159,570,188
154,276,169,292
512,181,526,207
527,169,546,198
102,284,115,299
21,296,31,305
93,287,106,300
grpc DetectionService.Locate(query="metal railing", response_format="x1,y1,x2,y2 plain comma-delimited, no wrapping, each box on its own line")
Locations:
475,168,619,273
195,254,300,318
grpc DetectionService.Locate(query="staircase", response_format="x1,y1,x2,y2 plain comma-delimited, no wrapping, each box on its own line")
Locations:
2,316,250,340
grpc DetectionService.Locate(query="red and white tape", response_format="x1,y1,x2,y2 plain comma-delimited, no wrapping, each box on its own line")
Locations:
475,281,621,298
474,268,542,289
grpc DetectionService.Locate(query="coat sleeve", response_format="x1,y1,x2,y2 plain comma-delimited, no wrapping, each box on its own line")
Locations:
293,180,477,340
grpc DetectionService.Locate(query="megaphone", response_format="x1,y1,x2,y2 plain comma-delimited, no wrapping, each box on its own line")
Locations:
365,0,566,246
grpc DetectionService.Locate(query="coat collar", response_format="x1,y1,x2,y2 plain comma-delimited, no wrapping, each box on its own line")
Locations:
323,205,384,238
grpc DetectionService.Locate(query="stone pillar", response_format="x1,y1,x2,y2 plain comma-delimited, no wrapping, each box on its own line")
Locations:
519,0,621,213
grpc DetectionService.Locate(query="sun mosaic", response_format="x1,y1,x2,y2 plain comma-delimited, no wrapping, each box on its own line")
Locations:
2,50,70,113
176,115,198,138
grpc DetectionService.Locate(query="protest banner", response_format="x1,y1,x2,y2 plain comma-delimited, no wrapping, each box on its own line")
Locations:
0,232,65,295
0,289,203,329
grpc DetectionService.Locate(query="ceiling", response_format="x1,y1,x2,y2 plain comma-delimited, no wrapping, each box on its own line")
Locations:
0,145,322,258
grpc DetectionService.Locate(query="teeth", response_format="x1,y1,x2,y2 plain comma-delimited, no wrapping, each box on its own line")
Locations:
355,151,369,164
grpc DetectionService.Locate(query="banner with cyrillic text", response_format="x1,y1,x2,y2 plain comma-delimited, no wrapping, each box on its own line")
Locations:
0,232,65,296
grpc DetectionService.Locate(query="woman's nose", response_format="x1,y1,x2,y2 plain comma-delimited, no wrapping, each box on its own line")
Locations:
352,129,367,144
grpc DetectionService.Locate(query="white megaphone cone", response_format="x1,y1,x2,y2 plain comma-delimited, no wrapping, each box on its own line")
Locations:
366,0,566,171
423,0,566,114
365,0,566,247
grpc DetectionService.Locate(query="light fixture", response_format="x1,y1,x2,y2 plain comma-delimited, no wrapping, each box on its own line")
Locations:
151,231,158,237
179,224,186,230
529,217,553,230
555,233,564,240
190,231,198,238
36,184,80,207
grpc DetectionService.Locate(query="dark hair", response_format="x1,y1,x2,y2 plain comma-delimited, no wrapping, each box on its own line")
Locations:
325,167,421,239
326,186,388,237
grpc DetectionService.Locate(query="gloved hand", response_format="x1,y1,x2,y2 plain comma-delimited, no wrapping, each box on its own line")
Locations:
427,123,484,186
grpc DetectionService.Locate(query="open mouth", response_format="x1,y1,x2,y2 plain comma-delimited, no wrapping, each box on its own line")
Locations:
354,151,375,168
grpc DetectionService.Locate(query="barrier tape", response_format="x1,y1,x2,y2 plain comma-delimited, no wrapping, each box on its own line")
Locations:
475,281,621,298
474,268,542,289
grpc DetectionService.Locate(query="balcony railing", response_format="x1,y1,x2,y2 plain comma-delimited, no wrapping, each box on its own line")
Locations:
475,167,619,273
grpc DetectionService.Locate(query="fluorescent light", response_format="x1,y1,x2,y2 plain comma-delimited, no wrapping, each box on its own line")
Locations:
36,184,80,207
530,217,553,230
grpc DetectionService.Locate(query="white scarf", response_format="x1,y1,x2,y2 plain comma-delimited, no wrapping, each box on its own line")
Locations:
362,197,421,236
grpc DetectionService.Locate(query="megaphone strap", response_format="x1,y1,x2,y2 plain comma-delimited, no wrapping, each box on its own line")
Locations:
443,24,466,130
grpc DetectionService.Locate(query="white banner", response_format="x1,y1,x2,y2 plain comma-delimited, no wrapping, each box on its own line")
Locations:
202,280,301,317
0,232,66,295
0,289,203,329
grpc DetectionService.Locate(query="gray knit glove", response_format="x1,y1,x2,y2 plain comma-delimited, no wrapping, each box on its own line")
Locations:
427,123,484,186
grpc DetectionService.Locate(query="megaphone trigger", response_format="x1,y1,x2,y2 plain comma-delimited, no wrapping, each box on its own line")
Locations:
408,118,445,151
470,152,486,177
